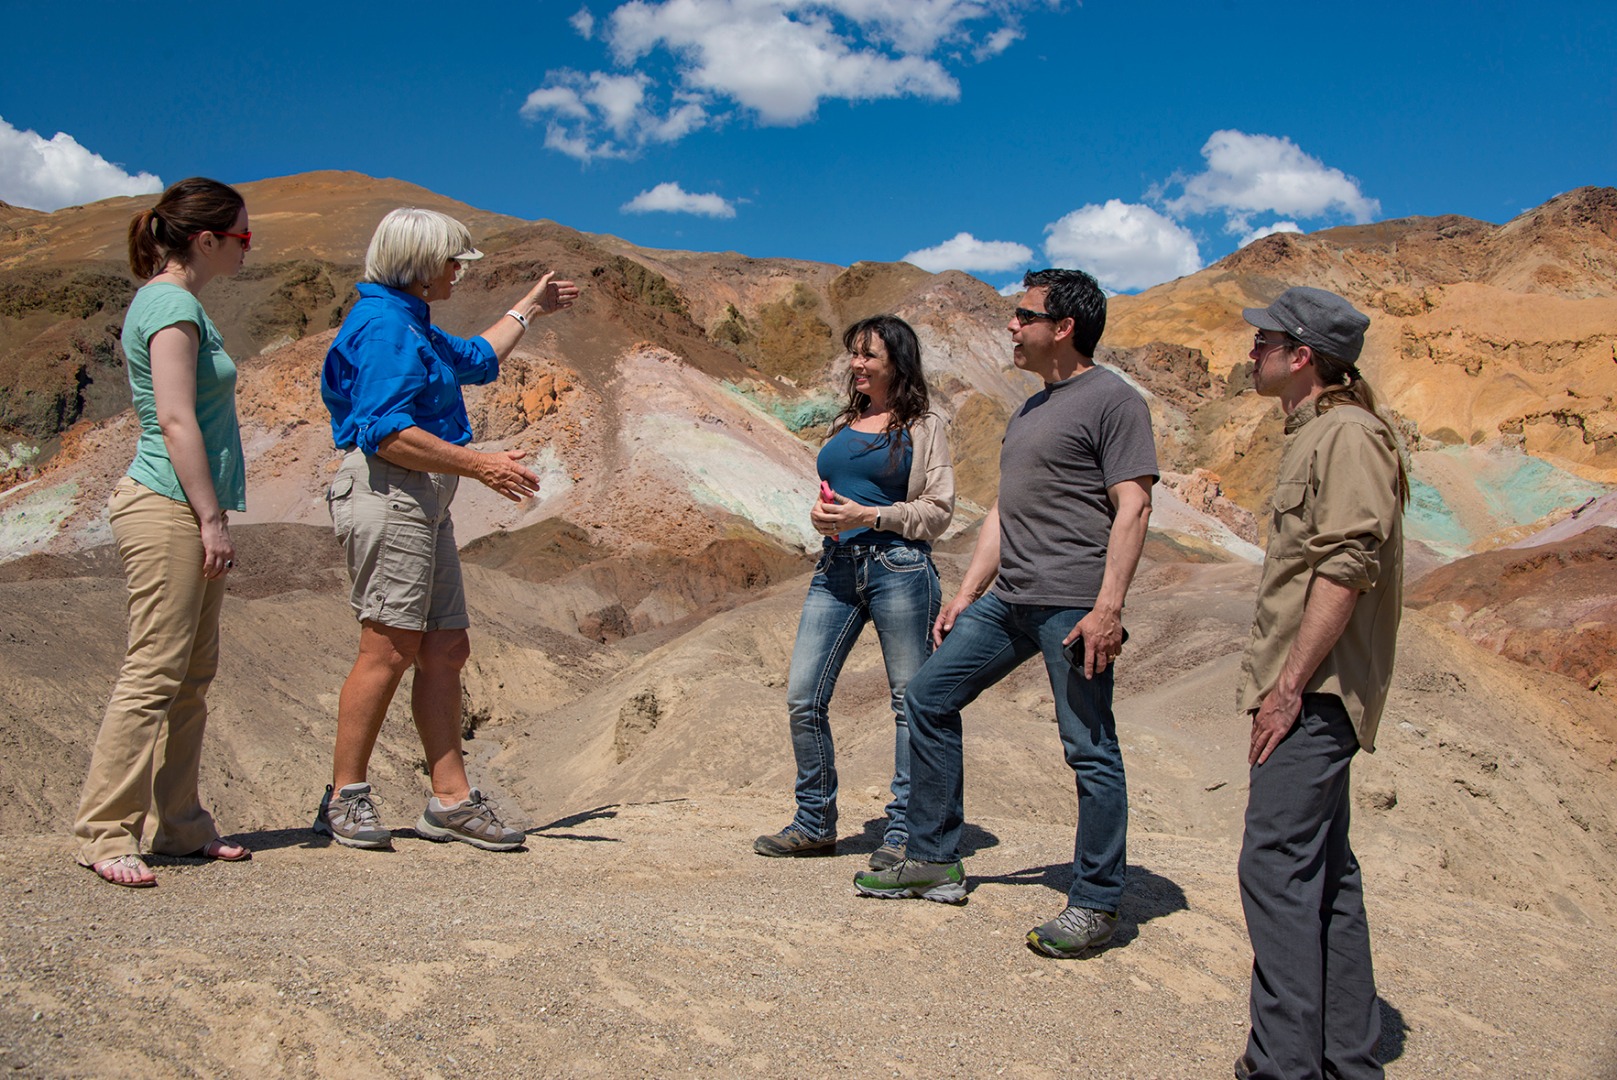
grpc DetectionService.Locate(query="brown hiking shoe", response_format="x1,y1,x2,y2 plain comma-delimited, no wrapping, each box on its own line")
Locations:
415,789,524,851
752,823,836,857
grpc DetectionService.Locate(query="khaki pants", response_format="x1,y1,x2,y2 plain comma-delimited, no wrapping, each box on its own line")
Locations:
74,478,225,864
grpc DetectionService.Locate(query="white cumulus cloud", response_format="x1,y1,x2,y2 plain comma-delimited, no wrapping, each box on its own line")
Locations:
0,116,163,212
1238,220,1302,248
903,231,1033,273
523,1,1052,161
1043,200,1203,293
522,70,709,162
622,181,737,218
571,6,596,38
1163,130,1379,233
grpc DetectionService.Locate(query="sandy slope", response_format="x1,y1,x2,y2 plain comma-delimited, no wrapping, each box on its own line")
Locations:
2,547,1615,1077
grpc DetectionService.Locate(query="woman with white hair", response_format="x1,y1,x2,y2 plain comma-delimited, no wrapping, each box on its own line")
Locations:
316,207,578,852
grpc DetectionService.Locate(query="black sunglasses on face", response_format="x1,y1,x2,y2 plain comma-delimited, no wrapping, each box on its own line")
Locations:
1013,307,1056,325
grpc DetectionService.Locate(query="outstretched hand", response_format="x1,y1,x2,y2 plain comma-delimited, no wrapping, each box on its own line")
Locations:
475,448,541,502
523,271,580,317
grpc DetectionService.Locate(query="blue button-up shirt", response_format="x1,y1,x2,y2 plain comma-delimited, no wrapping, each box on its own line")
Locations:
322,282,499,454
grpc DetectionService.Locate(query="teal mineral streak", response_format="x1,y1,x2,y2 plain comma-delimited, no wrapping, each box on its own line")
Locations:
1473,450,1607,524
721,383,840,433
1403,445,1611,558
1404,476,1473,559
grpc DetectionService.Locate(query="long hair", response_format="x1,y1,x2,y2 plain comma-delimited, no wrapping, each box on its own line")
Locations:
1309,346,1412,507
828,315,930,471
126,177,245,279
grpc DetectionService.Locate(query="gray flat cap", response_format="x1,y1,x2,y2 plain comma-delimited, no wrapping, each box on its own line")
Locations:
1243,286,1370,363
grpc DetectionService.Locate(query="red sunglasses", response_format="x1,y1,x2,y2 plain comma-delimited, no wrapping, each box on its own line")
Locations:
191,229,252,252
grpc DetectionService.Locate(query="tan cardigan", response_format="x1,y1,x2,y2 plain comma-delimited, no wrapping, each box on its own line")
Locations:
875,410,956,542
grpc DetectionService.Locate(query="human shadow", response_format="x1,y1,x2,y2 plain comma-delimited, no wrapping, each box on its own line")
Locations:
1377,998,1407,1065
970,861,1189,951
142,826,324,857
849,817,1002,857
525,804,623,843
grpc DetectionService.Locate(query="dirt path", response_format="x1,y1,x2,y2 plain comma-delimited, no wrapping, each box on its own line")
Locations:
3,794,1613,1079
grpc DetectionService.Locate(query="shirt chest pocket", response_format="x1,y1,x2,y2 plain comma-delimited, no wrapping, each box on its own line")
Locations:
1266,479,1311,559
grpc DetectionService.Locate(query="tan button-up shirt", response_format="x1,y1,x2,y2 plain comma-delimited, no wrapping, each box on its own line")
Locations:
1236,401,1404,750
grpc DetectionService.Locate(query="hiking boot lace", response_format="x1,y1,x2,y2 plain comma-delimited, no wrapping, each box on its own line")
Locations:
342,791,384,827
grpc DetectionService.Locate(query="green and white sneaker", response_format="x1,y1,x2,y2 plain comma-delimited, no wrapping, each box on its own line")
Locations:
1026,905,1118,958
852,859,967,904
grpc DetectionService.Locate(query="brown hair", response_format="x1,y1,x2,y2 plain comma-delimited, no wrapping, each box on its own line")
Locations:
1307,344,1411,507
127,177,246,279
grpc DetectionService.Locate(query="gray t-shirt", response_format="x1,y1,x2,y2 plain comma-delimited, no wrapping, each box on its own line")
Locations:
992,365,1158,608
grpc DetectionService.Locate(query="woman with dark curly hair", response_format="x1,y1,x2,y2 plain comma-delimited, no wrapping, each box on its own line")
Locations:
754,314,955,870
74,177,254,887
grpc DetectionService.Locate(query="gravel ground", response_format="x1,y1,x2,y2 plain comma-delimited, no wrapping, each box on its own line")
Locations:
3,795,1614,1079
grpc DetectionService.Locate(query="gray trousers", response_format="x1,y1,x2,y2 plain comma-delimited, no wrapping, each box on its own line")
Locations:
1239,694,1382,1080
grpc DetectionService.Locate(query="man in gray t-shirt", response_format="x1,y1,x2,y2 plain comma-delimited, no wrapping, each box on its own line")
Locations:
854,268,1158,960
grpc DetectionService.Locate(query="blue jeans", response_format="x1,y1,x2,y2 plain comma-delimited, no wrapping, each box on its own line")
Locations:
904,590,1128,912
785,542,941,844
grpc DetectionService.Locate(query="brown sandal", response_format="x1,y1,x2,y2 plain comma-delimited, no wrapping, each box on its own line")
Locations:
88,854,157,888
192,838,252,862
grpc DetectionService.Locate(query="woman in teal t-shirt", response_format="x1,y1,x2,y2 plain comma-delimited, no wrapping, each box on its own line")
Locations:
73,178,254,887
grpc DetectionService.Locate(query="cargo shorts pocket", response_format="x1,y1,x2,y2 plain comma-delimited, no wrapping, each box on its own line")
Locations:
326,473,355,542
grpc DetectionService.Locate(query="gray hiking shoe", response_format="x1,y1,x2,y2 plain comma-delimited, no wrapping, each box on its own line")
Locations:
753,823,836,857
1027,905,1118,958
415,789,524,851
868,840,906,870
852,859,967,903
314,783,392,850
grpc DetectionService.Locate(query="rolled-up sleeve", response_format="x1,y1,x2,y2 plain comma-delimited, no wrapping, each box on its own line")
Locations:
1304,421,1401,592
431,328,499,386
342,317,433,455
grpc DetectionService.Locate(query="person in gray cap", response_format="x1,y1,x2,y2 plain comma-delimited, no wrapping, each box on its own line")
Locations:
1233,286,1408,1079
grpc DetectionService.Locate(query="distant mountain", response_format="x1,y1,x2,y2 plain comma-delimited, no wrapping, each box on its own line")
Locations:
1,173,1611,585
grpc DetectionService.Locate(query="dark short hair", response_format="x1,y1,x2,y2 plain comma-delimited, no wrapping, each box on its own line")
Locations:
1023,268,1106,357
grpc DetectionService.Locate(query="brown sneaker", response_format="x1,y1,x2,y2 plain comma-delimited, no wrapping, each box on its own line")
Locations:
314,783,392,850
752,823,836,857
868,840,906,870
415,789,524,851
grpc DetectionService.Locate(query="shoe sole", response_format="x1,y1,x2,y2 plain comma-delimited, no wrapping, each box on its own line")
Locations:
312,818,392,851
1025,929,1115,958
753,840,837,857
414,815,524,851
853,880,967,904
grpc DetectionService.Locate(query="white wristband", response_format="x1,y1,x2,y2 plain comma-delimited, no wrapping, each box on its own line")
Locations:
505,309,529,330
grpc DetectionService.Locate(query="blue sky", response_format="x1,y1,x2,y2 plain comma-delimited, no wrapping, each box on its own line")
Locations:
1,0,1610,293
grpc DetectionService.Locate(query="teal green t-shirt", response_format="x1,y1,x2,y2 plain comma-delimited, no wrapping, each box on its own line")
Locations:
120,282,246,511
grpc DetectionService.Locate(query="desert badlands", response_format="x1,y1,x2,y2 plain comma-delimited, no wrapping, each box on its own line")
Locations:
0,174,1613,1077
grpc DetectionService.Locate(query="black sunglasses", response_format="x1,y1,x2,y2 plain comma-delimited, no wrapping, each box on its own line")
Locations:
1013,307,1057,325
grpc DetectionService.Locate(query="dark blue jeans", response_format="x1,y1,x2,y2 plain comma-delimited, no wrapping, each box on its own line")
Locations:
785,542,941,843
904,590,1128,912
1240,694,1381,1080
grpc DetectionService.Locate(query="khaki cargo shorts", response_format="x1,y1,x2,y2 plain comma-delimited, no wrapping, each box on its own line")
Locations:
327,449,468,632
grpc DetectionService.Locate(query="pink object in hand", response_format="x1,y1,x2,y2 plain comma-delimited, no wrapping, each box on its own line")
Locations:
820,481,839,541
